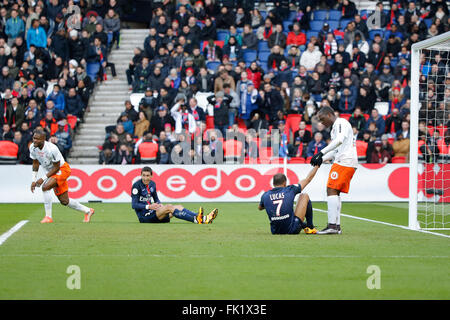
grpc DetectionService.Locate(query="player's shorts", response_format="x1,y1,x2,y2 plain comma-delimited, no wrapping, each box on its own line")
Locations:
272,217,302,235
287,217,302,234
138,211,170,223
51,162,71,196
327,163,356,194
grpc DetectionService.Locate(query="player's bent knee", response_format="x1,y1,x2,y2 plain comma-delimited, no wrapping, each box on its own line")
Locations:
60,199,69,206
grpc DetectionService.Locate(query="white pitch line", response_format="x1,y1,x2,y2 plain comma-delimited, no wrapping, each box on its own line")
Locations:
0,253,448,259
0,220,29,246
313,208,450,239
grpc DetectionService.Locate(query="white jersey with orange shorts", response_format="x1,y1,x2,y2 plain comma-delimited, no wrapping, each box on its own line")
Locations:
321,117,358,193
29,141,71,196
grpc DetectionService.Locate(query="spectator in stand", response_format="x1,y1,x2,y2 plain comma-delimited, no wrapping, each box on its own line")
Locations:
26,19,47,50
338,86,356,114
396,120,410,140
371,139,392,163
241,24,259,51
65,88,84,120
339,0,357,20
366,108,386,136
306,132,326,158
300,42,322,72
54,120,72,158
5,9,25,45
267,45,285,71
0,123,14,141
257,18,274,41
286,23,305,51
349,106,366,132
268,23,287,50
46,84,65,112
104,9,121,51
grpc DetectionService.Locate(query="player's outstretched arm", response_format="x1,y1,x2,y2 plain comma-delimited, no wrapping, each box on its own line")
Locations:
30,159,40,193
299,165,320,190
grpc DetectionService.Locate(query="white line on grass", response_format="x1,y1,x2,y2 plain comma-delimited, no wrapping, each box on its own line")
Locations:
0,253,448,259
313,208,450,239
0,220,29,246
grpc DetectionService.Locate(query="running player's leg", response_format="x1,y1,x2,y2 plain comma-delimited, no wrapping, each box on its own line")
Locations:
56,191,93,216
40,177,58,223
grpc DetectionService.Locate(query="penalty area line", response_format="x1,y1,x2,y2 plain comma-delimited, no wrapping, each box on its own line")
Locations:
313,208,450,239
0,220,29,246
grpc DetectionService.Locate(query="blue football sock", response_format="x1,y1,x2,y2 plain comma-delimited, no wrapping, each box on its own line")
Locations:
173,208,197,223
305,200,314,228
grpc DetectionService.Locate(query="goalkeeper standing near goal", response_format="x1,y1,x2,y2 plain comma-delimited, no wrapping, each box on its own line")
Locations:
310,106,358,235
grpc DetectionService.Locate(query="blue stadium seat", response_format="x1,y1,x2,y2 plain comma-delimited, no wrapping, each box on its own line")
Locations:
258,41,270,52
283,21,292,32
340,19,352,29
360,10,371,19
236,28,244,34
313,10,328,21
391,57,398,68
310,21,323,31
327,20,339,30
306,30,318,40
87,62,100,81
369,29,384,40
217,31,229,42
312,94,322,102
243,50,257,63
258,51,270,62
288,11,297,21
424,19,433,28
206,61,220,72
260,10,267,20
260,63,269,74
328,10,342,21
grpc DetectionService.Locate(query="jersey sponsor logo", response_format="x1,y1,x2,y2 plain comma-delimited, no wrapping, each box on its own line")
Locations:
139,195,152,202
270,214,290,221
330,171,339,180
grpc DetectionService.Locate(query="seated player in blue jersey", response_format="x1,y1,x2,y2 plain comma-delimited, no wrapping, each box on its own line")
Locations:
131,167,218,224
258,166,320,235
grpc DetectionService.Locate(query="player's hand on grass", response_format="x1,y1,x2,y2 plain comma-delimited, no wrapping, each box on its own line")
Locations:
311,152,323,166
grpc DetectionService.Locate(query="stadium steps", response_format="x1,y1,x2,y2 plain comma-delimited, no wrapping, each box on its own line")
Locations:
68,29,149,165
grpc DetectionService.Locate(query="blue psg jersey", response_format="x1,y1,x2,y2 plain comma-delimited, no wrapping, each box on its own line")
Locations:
131,180,160,219
259,184,302,234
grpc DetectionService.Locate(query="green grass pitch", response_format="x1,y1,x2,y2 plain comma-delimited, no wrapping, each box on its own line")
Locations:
0,202,449,299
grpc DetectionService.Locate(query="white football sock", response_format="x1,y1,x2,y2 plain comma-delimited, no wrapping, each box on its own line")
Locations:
336,195,341,225
67,199,90,214
327,195,339,225
43,191,53,218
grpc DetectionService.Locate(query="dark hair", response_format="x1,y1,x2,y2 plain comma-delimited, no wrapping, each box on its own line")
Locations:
273,173,287,187
33,128,46,138
141,166,152,175
317,106,334,116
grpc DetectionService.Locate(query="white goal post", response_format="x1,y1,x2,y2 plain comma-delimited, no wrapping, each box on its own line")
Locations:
409,31,450,230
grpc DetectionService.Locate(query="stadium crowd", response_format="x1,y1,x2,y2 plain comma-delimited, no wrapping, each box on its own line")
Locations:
0,0,448,165
0,0,123,163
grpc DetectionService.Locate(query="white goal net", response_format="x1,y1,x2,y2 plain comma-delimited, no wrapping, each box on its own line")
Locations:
409,32,450,230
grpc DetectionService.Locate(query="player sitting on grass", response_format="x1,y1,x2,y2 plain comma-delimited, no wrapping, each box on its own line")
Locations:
131,167,218,224
258,166,319,235
30,129,95,223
